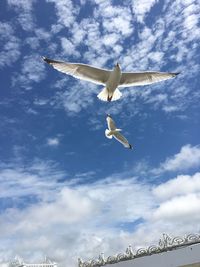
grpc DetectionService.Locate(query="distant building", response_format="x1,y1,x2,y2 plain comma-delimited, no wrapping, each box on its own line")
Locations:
9,257,57,267
79,233,200,267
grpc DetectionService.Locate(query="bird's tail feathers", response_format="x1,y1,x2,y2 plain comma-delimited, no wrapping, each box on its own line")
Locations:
97,88,108,102
105,129,113,139
97,88,122,102
112,88,122,101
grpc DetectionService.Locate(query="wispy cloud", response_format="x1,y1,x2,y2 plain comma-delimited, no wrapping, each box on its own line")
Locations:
54,81,96,114
0,22,21,68
0,160,66,200
46,0,79,30
4,0,199,116
95,4,134,36
52,0,199,116
7,0,36,31
12,54,46,90
47,137,60,147
132,0,158,23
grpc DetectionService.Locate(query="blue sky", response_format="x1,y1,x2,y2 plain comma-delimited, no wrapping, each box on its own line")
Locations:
0,0,200,266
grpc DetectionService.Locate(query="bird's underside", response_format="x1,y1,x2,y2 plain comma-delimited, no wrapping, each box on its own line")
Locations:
105,115,132,149
42,57,179,102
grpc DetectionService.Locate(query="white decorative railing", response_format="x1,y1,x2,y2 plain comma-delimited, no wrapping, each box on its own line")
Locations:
78,233,200,267
9,257,57,267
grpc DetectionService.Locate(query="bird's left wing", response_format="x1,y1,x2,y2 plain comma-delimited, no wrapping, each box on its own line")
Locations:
106,116,117,130
119,72,179,88
113,131,132,149
43,57,110,85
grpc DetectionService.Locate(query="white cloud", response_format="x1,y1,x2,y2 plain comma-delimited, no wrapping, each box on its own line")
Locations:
26,108,38,115
153,193,200,221
162,105,180,113
184,13,199,30
1,156,200,267
118,0,200,115
47,138,60,147
160,144,200,172
60,38,80,58
3,0,199,117
95,4,133,36
25,28,52,50
46,0,78,29
33,0,198,117
87,116,104,131
54,81,96,114
153,172,200,200
69,22,86,45
12,54,46,90
0,165,63,200
102,33,120,47
148,51,164,62
7,0,36,31
34,98,49,106
0,22,21,68
7,0,34,10
13,187,95,231
132,0,158,23
0,163,153,266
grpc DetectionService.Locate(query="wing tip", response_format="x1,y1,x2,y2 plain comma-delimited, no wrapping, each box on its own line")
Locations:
41,56,60,64
42,56,52,64
42,56,48,62
129,144,133,149
172,72,181,77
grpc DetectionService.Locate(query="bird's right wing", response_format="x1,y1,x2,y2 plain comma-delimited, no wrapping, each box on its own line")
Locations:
113,131,132,149
106,116,117,131
43,57,111,85
119,72,179,87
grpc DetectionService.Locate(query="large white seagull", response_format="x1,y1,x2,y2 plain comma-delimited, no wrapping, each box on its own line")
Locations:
42,57,179,102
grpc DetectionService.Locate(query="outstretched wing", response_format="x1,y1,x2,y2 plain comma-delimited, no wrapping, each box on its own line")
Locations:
42,57,110,85
106,116,117,131
119,72,179,88
113,131,132,149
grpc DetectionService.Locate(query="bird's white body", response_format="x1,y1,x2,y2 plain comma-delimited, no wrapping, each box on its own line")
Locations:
104,64,122,101
97,65,122,101
42,57,179,102
105,128,122,139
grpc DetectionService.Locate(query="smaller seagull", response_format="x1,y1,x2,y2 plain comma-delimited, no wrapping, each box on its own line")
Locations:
105,114,132,149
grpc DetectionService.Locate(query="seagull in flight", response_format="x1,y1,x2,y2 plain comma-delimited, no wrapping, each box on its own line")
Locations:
105,114,132,149
42,57,179,102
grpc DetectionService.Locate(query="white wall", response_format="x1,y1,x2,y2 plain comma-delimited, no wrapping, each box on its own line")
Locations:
109,244,200,267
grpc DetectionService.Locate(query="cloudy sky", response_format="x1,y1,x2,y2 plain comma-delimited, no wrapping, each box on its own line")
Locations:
0,0,200,266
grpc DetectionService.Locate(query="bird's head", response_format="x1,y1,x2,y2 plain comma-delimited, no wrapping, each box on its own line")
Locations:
106,114,111,118
115,62,120,69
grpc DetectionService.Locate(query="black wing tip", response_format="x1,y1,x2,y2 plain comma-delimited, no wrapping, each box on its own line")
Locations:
42,56,50,64
172,72,181,77
106,114,111,118
128,144,133,149
42,56,60,64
